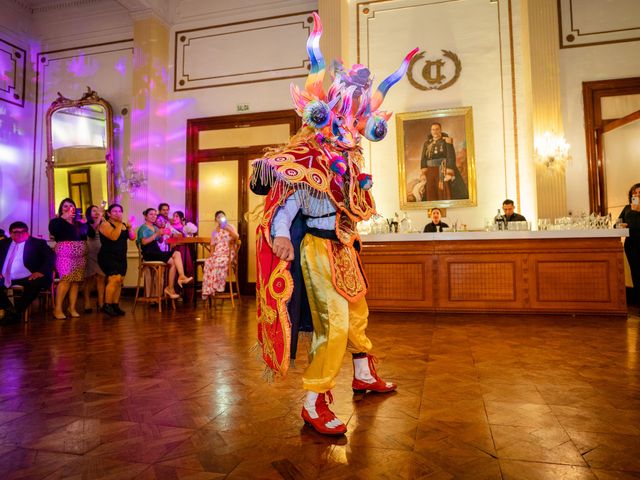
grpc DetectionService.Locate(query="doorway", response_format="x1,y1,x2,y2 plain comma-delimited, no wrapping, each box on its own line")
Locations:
185,110,301,294
67,168,92,214
583,77,640,215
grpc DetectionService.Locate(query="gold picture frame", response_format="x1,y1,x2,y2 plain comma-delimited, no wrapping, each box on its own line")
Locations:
397,106,477,209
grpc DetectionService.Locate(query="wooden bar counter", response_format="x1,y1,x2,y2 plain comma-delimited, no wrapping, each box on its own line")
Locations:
360,230,629,315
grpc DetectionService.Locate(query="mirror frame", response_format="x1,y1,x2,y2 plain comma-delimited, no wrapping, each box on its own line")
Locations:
45,86,115,218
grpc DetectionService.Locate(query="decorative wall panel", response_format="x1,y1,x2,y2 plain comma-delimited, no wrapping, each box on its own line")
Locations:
354,0,525,225
0,38,26,107
558,0,640,48
174,12,313,91
33,40,133,235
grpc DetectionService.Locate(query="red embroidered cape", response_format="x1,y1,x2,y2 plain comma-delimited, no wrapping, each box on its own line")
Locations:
252,132,375,380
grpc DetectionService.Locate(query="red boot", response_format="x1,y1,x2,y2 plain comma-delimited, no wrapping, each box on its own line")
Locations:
301,391,347,435
352,354,397,394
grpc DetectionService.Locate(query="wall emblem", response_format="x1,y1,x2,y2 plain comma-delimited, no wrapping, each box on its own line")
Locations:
407,50,461,91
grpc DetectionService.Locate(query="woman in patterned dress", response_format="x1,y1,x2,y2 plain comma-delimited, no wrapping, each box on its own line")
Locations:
49,198,88,319
202,211,239,301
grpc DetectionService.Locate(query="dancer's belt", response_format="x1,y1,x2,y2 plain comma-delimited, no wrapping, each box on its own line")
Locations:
307,228,338,240
303,212,337,219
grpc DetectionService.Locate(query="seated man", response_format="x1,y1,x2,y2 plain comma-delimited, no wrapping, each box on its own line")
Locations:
0,222,55,323
502,199,526,223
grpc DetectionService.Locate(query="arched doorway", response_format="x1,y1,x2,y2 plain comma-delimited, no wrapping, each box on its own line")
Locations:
185,110,301,294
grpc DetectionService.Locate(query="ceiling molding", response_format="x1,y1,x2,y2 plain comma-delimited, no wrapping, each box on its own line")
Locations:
115,0,172,25
33,0,104,14
8,0,32,12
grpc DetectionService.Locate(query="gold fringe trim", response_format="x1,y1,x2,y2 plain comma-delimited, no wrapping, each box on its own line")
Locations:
249,341,263,361
250,341,276,384
262,366,275,384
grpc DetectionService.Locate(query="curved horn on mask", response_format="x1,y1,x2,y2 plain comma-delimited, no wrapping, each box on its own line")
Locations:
370,47,419,112
305,12,326,98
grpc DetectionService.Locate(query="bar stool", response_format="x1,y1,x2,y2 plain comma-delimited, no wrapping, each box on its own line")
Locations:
133,246,175,313
195,242,211,297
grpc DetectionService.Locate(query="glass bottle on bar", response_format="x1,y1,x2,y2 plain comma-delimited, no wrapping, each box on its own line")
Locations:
494,209,506,231
399,212,412,233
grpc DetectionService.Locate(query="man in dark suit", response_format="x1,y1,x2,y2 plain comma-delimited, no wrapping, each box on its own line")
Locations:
502,199,527,223
0,221,55,323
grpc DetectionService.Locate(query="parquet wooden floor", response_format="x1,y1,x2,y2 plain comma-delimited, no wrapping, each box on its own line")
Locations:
1,298,639,479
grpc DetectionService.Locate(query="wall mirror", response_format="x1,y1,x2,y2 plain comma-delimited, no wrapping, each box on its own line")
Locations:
45,87,115,218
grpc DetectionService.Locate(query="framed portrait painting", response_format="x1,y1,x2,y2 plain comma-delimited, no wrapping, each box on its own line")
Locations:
397,107,476,209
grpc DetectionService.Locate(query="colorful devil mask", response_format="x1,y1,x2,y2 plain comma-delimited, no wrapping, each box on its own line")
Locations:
291,12,418,148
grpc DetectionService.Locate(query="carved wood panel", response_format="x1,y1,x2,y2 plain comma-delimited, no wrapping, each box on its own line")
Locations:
437,255,523,310
447,261,516,301
358,252,433,310
536,260,610,302
528,252,624,311
360,237,627,315
366,262,425,301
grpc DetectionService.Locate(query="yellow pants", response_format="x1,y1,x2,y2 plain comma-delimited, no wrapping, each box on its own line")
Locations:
300,234,372,393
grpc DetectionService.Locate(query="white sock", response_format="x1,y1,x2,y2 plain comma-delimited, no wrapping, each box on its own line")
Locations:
353,357,376,382
303,391,344,428
304,391,319,418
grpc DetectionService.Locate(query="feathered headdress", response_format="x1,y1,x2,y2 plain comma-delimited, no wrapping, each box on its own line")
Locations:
290,12,418,146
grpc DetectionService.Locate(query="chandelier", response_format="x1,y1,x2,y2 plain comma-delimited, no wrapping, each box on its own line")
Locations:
117,159,147,194
534,132,570,169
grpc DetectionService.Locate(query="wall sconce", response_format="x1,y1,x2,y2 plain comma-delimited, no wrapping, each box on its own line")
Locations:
534,132,570,169
117,159,147,194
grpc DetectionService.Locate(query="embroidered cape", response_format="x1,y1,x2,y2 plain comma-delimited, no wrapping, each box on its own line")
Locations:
251,130,375,381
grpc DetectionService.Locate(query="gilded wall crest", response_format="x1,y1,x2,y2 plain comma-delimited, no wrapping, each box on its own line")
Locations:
408,50,462,91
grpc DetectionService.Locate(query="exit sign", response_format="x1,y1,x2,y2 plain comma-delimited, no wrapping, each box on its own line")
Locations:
236,103,250,112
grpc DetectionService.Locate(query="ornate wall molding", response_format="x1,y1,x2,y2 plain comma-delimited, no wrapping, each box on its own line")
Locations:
174,11,313,91
0,37,26,107
32,39,133,229
13,0,105,14
558,0,640,48
355,0,524,211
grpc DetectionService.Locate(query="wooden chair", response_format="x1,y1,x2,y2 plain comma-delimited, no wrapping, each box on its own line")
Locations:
4,281,54,322
208,240,241,309
7,286,30,322
133,245,175,313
